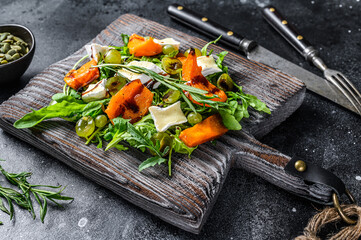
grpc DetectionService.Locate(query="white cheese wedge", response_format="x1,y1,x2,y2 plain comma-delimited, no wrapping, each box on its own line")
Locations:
84,43,113,62
153,38,180,50
81,79,107,103
149,101,187,132
118,61,168,89
196,55,222,77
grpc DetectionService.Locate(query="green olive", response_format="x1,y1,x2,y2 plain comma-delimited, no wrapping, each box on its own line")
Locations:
104,49,122,64
150,132,172,156
184,48,202,57
187,112,202,125
216,73,234,91
75,116,95,138
95,114,108,128
161,57,182,75
105,75,127,95
163,89,181,104
162,44,176,55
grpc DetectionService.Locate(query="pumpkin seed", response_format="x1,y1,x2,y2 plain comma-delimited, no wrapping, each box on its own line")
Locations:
0,60,8,64
11,45,22,51
11,53,20,61
0,53,4,58
7,49,16,56
0,33,10,41
5,54,12,61
2,43,10,53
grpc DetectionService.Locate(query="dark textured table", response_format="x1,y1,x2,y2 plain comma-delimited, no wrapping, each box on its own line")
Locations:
1,0,360,239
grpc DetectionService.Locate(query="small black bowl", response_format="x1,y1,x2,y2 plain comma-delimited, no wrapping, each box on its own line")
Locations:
0,24,35,84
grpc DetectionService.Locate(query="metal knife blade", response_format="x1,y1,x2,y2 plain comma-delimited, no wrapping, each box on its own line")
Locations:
248,46,357,113
167,4,358,114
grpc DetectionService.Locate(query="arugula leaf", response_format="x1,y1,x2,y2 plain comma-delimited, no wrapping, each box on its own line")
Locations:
219,110,242,130
201,35,222,56
82,99,110,117
100,65,111,80
172,128,197,156
138,156,167,172
120,34,130,56
126,122,160,153
52,93,82,104
232,84,271,114
104,117,129,151
14,101,88,129
114,144,128,151
205,72,223,85
246,95,271,114
121,34,129,46
216,51,228,73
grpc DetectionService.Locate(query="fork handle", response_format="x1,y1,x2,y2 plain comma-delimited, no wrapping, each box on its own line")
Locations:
262,6,327,71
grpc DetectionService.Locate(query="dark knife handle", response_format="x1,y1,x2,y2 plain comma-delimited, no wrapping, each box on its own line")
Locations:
167,3,257,54
262,6,320,62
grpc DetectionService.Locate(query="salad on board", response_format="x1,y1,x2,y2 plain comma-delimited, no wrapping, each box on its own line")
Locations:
14,34,270,175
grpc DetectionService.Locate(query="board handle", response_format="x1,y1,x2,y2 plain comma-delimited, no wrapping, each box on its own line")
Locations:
167,3,257,54
228,131,335,205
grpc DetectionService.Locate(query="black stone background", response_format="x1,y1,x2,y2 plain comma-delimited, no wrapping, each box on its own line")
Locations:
0,0,360,239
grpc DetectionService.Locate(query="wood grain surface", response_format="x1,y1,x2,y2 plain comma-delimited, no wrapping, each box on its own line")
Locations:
0,14,305,233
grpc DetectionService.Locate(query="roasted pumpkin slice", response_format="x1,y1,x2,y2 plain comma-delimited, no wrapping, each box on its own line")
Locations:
64,59,100,90
105,79,153,122
128,34,162,57
179,114,228,147
182,49,227,106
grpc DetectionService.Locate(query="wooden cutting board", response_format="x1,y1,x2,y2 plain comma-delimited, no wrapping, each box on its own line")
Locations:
0,14,305,234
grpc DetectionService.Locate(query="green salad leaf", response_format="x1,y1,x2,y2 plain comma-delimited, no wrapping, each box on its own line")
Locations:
13,101,87,129
201,35,222,56
138,156,167,172
216,51,228,73
219,110,242,130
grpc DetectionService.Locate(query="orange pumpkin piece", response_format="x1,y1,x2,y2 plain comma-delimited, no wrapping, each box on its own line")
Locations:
105,79,153,122
128,34,162,57
179,114,228,147
64,59,100,90
182,49,227,106
177,56,187,65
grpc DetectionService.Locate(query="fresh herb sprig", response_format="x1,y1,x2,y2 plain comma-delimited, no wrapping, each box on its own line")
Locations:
93,63,213,112
0,162,73,224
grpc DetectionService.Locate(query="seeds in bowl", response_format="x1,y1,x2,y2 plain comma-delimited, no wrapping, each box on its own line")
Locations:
0,32,29,65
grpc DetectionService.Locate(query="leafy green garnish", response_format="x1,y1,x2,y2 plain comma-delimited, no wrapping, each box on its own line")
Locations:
120,34,130,56
14,97,110,129
201,35,222,56
13,101,87,129
216,51,228,73
219,110,242,130
172,127,197,156
138,156,167,172
0,162,73,224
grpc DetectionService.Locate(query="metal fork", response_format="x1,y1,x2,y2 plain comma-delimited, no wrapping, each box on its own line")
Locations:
306,49,361,114
263,6,361,115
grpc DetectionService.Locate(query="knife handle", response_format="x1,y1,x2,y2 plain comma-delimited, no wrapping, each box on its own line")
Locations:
262,6,320,63
167,3,257,54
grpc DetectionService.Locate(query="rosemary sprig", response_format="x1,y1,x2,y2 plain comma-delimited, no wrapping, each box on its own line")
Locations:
0,163,73,224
